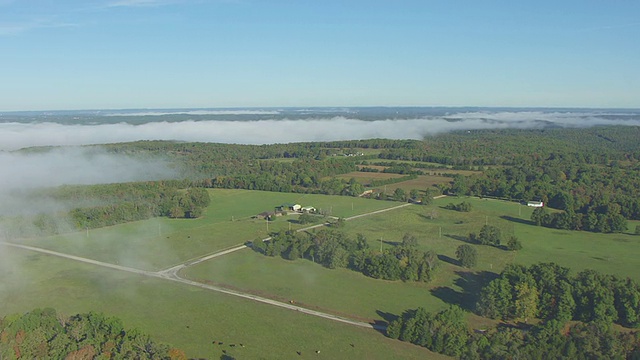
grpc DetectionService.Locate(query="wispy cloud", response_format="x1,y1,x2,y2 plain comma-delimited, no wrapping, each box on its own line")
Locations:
0,18,77,36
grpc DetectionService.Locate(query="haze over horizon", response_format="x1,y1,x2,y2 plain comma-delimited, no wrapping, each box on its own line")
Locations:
1,1,639,111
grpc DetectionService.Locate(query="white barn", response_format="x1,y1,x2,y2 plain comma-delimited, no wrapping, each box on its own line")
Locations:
527,201,544,207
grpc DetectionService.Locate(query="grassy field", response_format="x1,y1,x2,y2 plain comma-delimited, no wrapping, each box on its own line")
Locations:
337,171,452,191
18,189,402,271
0,247,446,359
6,190,640,358
184,195,640,330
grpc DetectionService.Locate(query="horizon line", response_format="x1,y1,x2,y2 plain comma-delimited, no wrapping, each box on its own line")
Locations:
3,105,640,114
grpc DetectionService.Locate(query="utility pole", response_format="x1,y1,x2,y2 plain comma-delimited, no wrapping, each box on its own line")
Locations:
485,216,488,226
439,226,442,238
380,237,383,252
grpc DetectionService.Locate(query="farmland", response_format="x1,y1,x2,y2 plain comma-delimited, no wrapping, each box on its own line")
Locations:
18,189,401,271
4,127,640,358
184,195,640,330
4,189,640,358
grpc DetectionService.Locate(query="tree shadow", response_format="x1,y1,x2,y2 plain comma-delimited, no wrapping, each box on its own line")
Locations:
444,234,474,244
437,254,460,266
430,270,499,312
382,240,400,247
416,213,435,220
376,309,398,323
373,310,396,335
500,215,534,226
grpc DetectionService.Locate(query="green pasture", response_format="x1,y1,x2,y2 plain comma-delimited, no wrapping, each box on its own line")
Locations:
18,189,400,271
184,196,640,331
420,197,640,281
7,190,640,358
0,247,445,360
184,250,448,323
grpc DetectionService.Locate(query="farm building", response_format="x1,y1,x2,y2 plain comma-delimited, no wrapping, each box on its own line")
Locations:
301,206,316,213
276,203,301,212
527,201,544,207
255,211,275,220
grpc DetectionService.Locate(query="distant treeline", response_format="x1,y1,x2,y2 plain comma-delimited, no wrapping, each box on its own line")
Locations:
3,181,211,239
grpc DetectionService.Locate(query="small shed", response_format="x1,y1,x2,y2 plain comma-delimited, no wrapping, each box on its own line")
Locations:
256,211,275,220
301,206,316,213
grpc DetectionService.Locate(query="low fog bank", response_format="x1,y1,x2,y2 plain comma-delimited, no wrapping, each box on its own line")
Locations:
1,111,639,150
0,147,178,216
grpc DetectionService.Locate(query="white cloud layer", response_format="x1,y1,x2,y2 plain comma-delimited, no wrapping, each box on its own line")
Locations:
0,147,177,216
0,111,638,151
104,110,281,116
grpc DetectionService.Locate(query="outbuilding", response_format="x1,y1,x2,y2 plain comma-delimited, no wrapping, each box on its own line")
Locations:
527,201,544,207
301,206,316,213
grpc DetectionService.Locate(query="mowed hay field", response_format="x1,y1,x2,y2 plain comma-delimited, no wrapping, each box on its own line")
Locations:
0,247,446,360
184,196,640,330
18,189,402,271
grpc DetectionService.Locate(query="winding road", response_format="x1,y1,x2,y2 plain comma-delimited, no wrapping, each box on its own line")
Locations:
1,199,440,331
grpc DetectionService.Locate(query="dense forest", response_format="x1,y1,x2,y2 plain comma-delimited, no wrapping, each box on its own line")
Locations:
0,308,184,359
387,263,640,359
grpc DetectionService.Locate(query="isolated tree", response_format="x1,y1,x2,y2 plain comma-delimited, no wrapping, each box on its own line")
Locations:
478,225,501,246
456,244,478,268
507,236,523,251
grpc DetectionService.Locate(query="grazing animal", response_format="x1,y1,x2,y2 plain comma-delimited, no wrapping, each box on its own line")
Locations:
230,344,236,347
296,351,302,356
350,343,355,347
316,350,321,354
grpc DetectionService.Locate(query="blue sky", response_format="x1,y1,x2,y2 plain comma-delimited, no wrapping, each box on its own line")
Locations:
0,0,639,111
